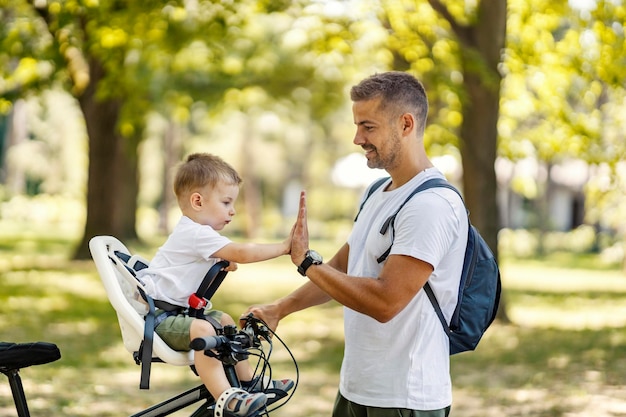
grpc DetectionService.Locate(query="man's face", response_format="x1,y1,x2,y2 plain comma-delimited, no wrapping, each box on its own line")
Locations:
352,98,402,171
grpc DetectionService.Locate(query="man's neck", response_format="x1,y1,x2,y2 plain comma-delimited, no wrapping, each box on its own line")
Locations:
386,159,434,191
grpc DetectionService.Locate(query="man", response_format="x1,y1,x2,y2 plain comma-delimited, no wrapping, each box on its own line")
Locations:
246,71,467,416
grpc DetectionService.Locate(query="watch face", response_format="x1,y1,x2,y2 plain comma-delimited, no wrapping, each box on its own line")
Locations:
308,250,323,263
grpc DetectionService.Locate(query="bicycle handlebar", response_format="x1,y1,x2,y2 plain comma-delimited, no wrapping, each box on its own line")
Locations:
189,315,267,353
187,315,298,414
189,335,230,351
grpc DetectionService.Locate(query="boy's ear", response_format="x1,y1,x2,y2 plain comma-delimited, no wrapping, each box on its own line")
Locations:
190,192,203,210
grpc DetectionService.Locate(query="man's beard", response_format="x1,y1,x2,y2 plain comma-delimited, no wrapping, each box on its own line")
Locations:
365,131,402,170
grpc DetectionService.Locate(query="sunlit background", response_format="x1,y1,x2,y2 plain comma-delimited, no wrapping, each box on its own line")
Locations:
1,0,625,416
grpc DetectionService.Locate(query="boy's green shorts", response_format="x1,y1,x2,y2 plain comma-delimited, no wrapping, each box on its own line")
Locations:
155,310,223,352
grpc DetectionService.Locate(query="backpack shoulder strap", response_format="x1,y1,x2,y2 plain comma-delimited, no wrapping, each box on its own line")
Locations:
354,177,390,222
376,178,462,263
423,282,452,335
380,178,462,234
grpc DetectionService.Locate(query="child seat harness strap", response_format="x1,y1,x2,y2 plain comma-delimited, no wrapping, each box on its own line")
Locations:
112,251,157,389
113,251,229,389
187,261,230,325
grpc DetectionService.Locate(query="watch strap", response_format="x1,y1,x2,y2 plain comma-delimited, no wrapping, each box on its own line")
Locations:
297,257,314,276
297,250,322,276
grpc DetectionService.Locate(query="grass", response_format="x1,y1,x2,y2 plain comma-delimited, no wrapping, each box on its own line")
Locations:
1,232,626,416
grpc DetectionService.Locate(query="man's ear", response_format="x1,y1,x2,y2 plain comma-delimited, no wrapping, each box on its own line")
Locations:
190,192,203,210
401,113,414,136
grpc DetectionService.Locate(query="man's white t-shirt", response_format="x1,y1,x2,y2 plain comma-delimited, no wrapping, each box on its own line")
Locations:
342,168,468,410
137,216,231,307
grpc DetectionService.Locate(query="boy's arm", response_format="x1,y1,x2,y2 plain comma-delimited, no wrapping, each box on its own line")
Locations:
212,239,290,264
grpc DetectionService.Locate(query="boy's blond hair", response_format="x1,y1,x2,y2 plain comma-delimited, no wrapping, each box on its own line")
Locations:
174,153,242,202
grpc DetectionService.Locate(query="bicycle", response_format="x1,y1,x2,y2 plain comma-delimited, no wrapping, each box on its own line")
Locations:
0,315,298,417
127,314,298,417
2,235,299,417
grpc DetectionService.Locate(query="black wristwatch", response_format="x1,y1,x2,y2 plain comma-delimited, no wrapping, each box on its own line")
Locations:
297,250,323,276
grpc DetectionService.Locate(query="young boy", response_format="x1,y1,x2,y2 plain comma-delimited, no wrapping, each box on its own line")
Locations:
137,153,294,416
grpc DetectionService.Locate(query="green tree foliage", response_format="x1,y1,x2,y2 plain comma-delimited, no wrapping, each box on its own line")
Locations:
500,0,625,255
380,0,625,253
2,0,244,257
0,0,355,257
501,0,625,164
1,0,623,266
381,0,507,262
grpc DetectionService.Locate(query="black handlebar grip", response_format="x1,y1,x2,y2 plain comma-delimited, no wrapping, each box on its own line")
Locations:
189,335,228,351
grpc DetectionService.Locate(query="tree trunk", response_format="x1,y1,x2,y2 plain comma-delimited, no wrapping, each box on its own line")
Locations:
72,57,138,259
240,118,262,239
461,62,510,322
3,100,27,193
117,134,140,241
465,0,508,321
440,0,509,321
159,119,182,235
460,72,500,254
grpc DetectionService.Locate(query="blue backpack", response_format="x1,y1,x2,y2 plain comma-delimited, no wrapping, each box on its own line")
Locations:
356,177,501,354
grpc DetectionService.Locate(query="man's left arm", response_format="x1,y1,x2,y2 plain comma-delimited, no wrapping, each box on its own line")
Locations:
291,190,433,323
304,254,432,322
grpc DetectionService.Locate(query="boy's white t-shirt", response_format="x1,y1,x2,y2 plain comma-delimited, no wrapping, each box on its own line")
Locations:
342,168,467,410
137,216,231,307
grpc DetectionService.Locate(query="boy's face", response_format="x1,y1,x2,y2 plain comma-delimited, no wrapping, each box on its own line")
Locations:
191,181,240,231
